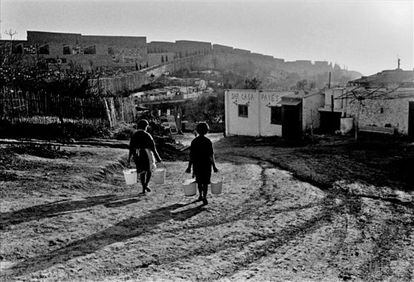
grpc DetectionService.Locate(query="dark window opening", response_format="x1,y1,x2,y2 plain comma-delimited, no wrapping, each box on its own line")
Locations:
63,45,71,55
38,44,49,55
84,45,96,55
271,106,282,124
238,105,248,118
380,107,384,114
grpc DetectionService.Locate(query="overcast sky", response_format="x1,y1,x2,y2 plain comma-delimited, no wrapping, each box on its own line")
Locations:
1,0,413,75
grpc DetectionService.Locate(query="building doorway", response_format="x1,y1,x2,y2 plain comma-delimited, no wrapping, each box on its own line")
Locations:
319,111,342,133
282,104,302,140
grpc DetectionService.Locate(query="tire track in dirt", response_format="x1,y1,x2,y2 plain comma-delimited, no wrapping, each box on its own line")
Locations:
101,197,343,280
202,197,344,280
259,152,413,281
4,146,412,280
67,156,340,280
212,153,399,280
165,158,325,233
356,202,414,281
122,157,344,280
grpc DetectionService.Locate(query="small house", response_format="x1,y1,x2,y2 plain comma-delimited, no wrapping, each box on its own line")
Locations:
320,69,414,137
224,89,323,139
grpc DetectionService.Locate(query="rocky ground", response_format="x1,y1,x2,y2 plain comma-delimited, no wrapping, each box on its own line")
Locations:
0,134,413,281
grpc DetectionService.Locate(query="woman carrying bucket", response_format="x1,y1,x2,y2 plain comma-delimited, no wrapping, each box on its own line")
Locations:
127,119,162,194
185,122,218,205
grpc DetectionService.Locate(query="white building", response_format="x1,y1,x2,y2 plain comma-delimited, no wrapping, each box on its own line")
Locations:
224,89,324,138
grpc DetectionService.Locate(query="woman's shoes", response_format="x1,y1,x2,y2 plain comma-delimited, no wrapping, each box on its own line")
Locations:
196,196,203,202
196,195,208,205
141,187,151,194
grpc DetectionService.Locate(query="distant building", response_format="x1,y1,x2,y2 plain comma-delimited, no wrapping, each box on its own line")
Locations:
26,31,148,70
225,89,323,138
320,69,414,137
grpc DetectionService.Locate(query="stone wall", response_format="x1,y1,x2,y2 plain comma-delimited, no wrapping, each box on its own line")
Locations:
148,52,175,67
88,55,213,95
89,71,149,95
27,31,81,44
212,44,234,53
234,48,251,55
80,35,146,48
18,30,348,79
147,41,175,53
26,31,147,67
346,90,414,134
174,40,212,58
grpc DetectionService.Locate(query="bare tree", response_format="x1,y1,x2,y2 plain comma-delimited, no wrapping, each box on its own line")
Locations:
337,84,401,140
4,29,17,40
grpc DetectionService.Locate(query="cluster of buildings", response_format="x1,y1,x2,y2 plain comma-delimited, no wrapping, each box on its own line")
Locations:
225,69,414,139
131,80,213,105
2,30,335,75
5,30,410,139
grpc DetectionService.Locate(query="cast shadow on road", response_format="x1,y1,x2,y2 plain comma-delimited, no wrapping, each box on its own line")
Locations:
7,201,204,277
0,194,145,230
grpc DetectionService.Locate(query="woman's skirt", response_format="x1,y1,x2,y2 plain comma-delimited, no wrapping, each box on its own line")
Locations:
134,148,156,173
193,164,212,184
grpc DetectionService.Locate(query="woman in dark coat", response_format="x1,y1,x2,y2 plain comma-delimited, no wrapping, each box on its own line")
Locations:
127,119,162,194
186,122,218,205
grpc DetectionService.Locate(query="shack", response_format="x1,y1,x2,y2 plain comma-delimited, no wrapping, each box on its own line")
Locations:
224,89,323,139
320,69,414,137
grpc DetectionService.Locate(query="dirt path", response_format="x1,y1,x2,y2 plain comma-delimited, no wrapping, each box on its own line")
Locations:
0,140,413,281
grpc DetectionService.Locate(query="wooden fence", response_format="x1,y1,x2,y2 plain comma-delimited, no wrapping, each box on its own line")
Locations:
0,91,137,127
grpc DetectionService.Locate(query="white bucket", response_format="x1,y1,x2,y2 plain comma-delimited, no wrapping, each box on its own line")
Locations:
183,179,197,196
153,168,166,184
123,169,137,185
211,180,223,194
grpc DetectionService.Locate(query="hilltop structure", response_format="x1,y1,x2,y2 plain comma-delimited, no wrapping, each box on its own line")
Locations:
2,30,342,76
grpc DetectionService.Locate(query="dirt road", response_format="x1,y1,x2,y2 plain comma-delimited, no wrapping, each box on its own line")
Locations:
0,137,413,281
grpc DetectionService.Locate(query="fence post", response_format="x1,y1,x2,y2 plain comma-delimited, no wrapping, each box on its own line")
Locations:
120,97,125,123
103,98,113,127
110,98,117,127
131,96,137,121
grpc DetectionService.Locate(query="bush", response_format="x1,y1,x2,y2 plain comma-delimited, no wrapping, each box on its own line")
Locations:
0,120,110,140
111,123,136,140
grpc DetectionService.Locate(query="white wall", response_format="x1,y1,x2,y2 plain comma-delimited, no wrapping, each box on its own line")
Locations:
226,90,295,137
259,91,291,136
303,93,324,131
225,90,260,136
